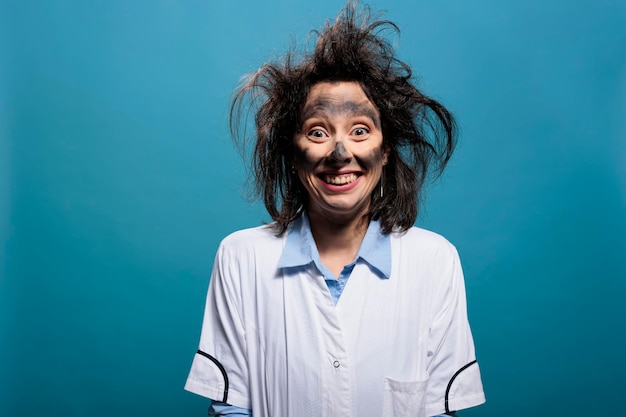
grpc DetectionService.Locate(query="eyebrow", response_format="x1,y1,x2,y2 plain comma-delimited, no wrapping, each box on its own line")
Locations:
301,98,380,128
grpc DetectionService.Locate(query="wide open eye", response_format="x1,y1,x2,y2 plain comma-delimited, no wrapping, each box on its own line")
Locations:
306,128,329,141
352,127,369,136
350,125,372,141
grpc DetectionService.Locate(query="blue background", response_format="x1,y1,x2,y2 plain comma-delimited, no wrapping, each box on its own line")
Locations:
2,1,625,416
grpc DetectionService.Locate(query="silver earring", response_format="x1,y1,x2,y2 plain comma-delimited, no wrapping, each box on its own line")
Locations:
380,171,384,198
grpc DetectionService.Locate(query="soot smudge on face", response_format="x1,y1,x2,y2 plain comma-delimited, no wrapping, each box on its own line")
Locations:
294,147,314,170
294,143,386,171
329,142,349,161
300,99,380,129
364,146,386,167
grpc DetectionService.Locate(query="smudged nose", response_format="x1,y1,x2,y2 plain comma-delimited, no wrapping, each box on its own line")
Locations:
328,141,351,163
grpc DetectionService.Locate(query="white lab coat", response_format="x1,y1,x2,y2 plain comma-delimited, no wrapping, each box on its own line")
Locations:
185,223,485,417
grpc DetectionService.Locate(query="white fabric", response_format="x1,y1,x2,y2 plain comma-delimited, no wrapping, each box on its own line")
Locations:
185,224,485,417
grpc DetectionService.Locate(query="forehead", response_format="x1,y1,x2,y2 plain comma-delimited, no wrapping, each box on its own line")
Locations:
301,81,380,122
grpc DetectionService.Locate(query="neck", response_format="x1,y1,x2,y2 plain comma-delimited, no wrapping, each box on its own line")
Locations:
307,210,370,278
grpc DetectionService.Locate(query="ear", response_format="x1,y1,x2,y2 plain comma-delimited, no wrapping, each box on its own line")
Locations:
382,145,390,166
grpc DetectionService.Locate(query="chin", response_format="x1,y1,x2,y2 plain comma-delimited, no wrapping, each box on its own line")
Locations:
319,201,370,220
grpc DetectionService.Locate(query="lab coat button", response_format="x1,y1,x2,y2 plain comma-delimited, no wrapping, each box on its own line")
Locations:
333,360,340,368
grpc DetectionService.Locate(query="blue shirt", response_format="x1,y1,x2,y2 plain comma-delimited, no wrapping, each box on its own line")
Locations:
277,212,391,304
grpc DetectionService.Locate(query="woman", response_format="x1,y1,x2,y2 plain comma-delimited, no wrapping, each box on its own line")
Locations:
185,3,485,416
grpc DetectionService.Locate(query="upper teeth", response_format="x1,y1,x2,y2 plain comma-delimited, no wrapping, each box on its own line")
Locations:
324,173,357,185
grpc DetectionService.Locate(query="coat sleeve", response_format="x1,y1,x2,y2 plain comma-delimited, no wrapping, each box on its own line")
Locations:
185,240,252,409
424,244,486,416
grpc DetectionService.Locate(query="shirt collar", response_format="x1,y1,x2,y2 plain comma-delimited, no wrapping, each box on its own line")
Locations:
277,212,391,279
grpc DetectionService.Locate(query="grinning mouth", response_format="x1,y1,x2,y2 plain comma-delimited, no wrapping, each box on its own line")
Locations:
322,173,359,185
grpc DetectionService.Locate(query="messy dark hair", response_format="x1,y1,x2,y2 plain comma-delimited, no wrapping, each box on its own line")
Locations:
230,1,457,235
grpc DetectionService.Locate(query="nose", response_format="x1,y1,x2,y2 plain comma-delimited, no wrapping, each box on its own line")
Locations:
327,141,352,164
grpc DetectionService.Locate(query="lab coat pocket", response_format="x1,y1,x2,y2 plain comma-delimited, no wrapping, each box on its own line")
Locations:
382,377,428,417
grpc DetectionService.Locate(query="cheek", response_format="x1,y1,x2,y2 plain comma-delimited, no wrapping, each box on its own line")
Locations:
294,146,320,170
360,147,386,168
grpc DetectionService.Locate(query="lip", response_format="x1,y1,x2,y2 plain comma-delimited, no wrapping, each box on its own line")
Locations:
316,171,362,192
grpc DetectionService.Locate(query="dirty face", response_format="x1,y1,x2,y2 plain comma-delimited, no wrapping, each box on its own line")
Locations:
294,81,388,223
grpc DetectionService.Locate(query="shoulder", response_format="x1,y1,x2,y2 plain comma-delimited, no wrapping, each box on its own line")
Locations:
221,223,281,245
391,226,459,259
390,227,465,295
216,223,285,261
